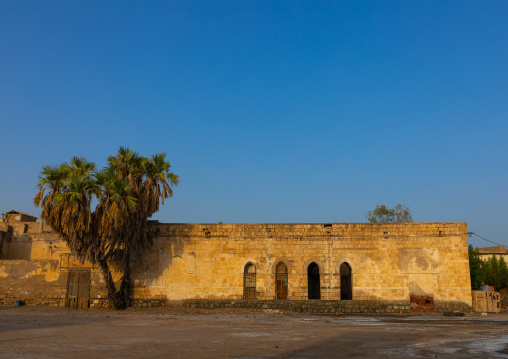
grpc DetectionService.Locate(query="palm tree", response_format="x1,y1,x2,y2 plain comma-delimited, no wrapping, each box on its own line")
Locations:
34,158,96,249
102,147,179,308
34,148,179,309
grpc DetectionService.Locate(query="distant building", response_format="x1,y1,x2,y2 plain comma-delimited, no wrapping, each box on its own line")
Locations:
2,210,38,224
478,246,508,262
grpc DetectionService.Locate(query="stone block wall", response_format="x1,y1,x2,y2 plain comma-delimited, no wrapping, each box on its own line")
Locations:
0,222,473,312
186,299,472,314
186,299,412,314
132,222,472,311
0,229,114,308
130,298,166,307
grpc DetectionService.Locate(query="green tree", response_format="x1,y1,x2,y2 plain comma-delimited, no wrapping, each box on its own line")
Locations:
34,147,179,309
481,254,508,291
468,245,483,290
366,204,413,223
482,255,497,289
500,256,508,288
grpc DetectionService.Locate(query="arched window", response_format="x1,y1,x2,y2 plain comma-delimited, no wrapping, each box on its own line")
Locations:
276,262,288,299
244,263,256,300
307,262,321,299
340,262,352,300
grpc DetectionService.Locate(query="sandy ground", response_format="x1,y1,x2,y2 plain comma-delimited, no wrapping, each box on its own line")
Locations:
1,306,508,358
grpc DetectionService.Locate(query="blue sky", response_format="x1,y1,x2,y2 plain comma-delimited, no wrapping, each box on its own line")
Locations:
1,1,507,248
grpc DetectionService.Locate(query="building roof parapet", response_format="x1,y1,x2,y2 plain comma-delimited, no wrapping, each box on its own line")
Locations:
150,222,467,237
478,245,508,255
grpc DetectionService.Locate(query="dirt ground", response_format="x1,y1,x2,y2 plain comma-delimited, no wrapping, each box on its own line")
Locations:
1,306,508,358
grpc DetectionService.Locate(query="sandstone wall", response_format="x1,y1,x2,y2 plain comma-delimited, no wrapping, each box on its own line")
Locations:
0,222,472,311
0,227,115,307
131,222,472,309
0,259,66,305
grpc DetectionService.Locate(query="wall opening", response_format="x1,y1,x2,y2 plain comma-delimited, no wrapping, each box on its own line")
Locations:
276,262,288,299
307,262,321,299
243,263,256,300
410,295,435,312
340,262,352,300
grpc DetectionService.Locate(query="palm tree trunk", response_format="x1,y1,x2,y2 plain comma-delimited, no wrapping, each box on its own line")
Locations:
116,248,131,310
98,258,118,308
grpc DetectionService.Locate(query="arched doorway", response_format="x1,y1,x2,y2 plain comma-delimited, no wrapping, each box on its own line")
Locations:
244,263,256,300
307,262,321,299
340,262,352,300
276,262,288,299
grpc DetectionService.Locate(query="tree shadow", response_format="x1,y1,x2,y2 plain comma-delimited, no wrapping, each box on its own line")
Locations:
130,223,192,301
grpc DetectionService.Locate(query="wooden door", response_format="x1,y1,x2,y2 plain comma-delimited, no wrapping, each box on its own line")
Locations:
77,271,91,309
66,270,91,309
276,262,288,299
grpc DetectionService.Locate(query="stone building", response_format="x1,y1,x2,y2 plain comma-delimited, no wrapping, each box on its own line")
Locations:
0,212,472,313
2,210,38,224
478,245,508,263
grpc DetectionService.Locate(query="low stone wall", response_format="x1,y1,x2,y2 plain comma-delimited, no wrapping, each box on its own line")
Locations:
187,299,412,314
434,300,472,313
187,299,473,314
0,297,64,306
130,298,165,307
86,297,166,309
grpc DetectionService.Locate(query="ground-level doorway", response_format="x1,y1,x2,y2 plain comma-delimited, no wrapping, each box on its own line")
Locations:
340,263,352,300
66,270,91,309
276,262,288,299
307,262,321,299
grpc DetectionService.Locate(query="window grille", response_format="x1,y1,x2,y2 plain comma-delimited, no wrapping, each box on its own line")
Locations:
244,263,256,300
